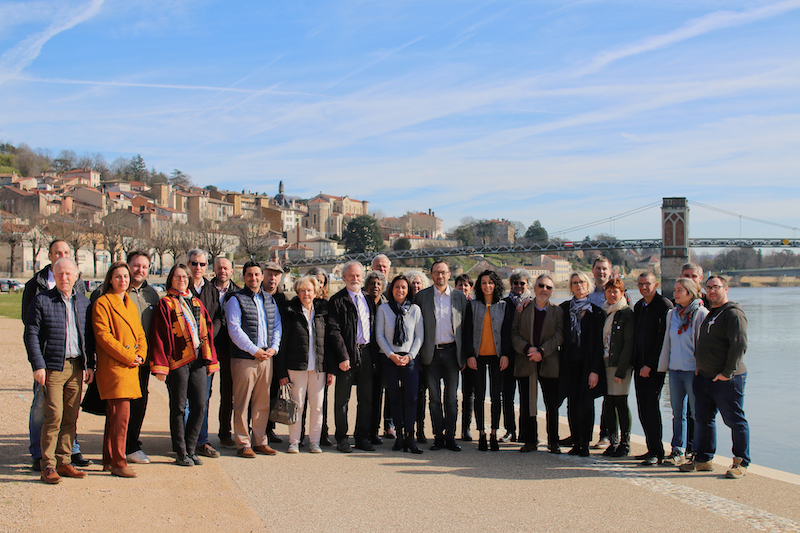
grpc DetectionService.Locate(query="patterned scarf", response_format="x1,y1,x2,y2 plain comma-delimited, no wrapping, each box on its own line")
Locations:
508,290,532,307
167,288,209,356
602,298,629,357
676,298,702,335
569,297,593,346
388,298,411,347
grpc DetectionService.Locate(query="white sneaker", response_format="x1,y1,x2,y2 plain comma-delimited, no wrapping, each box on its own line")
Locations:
126,450,150,464
663,450,684,466
309,443,322,454
287,443,300,454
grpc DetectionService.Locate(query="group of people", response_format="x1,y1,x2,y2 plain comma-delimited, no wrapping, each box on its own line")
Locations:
23,243,750,484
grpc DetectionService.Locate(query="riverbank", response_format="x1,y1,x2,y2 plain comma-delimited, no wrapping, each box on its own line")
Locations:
3,317,800,532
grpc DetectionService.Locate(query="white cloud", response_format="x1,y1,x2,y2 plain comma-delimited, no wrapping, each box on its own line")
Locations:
0,0,105,85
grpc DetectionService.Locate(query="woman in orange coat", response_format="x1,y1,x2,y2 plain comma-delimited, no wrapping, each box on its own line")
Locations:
93,261,148,478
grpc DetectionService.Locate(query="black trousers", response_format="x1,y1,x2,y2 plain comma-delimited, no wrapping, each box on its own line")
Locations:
166,359,207,456
425,344,460,440
518,375,539,445
474,355,502,432
567,362,595,451
217,347,234,439
383,358,419,432
370,356,390,436
634,371,666,458
539,376,561,447
461,367,475,434
125,363,150,455
333,348,374,442
501,357,517,434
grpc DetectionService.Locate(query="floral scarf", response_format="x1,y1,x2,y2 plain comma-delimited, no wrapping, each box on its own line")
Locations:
676,298,702,335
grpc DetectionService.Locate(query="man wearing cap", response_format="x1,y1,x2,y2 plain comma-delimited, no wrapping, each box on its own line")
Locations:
262,261,287,443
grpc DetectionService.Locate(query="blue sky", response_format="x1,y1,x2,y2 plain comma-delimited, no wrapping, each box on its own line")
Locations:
1,0,799,241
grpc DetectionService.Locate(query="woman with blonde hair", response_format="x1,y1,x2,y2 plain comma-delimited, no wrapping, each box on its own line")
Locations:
92,261,148,478
658,277,709,466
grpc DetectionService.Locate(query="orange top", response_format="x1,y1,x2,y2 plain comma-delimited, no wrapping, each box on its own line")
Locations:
478,306,497,356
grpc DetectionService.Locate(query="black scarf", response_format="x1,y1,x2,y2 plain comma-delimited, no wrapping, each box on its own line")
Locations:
388,298,411,347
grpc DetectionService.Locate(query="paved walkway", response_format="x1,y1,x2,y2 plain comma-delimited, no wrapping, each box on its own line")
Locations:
1,317,799,533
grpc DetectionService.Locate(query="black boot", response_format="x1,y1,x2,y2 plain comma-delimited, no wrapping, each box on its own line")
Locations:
602,433,620,456
416,420,427,444
405,430,422,454
612,432,631,457
478,433,488,451
393,433,404,451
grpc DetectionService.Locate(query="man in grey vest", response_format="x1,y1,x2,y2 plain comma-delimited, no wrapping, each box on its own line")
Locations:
225,260,283,458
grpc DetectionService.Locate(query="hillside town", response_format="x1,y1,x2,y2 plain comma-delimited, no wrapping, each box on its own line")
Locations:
1,168,545,280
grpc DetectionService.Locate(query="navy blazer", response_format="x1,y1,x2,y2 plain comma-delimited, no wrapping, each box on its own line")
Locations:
25,287,93,372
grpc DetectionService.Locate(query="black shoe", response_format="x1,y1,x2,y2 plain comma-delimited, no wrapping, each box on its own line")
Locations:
71,453,92,467
558,436,573,447
499,431,515,443
268,430,283,444
393,437,404,451
478,434,488,451
579,447,590,457
430,437,445,451
320,434,333,447
175,453,193,467
354,440,376,451
190,454,204,466
416,431,428,444
548,445,561,454
568,447,581,456
634,452,651,460
462,429,473,442
404,433,423,454
31,459,41,472
602,445,618,457
445,438,462,452
640,455,662,466
336,440,352,453
490,435,499,452
370,435,383,445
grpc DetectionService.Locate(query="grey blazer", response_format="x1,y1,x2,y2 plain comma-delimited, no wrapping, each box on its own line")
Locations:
415,286,467,367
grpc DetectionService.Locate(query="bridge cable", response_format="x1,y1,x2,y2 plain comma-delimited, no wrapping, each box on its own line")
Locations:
551,202,661,238
689,201,800,233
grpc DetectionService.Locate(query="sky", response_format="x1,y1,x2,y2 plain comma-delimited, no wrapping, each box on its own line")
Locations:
1,0,799,242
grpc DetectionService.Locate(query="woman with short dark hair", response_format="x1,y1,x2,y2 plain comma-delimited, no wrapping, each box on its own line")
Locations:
150,264,218,467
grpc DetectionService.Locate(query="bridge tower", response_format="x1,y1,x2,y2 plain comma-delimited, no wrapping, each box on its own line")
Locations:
661,197,689,291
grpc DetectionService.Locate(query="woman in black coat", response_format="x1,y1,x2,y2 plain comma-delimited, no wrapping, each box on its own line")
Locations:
276,275,332,454
559,271,606,456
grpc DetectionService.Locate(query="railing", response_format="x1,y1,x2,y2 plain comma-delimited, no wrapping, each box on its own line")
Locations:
281,238,800,267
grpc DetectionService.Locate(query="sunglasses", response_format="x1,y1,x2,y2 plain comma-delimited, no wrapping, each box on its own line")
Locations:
190,261,207,267
512,281,527,286
537,283,554,290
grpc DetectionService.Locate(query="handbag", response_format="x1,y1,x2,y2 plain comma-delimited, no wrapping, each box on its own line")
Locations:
81,379,107,416
269,384,298,425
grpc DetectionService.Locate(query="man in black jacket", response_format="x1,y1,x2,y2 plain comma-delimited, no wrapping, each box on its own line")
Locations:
633,271,673,465
25,258,93,484
327,261,377,452
211,256,241,448
188,249,223,459
22,239,90,470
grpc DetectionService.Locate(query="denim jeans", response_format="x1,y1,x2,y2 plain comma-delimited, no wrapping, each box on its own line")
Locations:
692,373,750,466
30,381,81,461
668,370,696,453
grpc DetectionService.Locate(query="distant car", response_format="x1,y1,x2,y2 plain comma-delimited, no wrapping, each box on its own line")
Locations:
150,283,166,294
8,280,23,291
0,281,9,293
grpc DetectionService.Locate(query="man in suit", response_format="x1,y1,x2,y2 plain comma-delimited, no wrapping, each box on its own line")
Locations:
327,261,376,452
633,270,673,465
211,256,241,448
416,260,467,451
25,258,93,484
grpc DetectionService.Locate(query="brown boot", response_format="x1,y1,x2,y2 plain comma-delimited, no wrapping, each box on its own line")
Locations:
41,466,61,484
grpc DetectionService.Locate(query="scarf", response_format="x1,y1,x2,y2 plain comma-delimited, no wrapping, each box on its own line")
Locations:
569,297,593,346
602,298,629,358
388,298,411,347
676,298,702,335
508,290,532,307
168,288,204,352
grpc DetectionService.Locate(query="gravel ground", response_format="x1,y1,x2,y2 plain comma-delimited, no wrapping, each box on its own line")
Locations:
2,317,799,533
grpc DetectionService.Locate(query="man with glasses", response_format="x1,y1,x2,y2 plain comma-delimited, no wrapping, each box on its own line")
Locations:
680,276,749,479
416,260,467,451
187,249,223,459
511,274,563,453
500,269,534,443
633,271,673,465
211,257,241,448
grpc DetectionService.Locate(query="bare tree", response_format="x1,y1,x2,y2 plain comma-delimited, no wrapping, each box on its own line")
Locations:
49,218,88,269
24,225,48,269
235,221,271,260
198,223,229,263
86,227,104,278
1,223,24,276
102,224,123,262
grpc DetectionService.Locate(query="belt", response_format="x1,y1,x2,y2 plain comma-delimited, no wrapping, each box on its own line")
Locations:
434,342,455,350
357,343,370,350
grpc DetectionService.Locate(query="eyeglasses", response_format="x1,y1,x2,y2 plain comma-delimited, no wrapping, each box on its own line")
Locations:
190,261,207,267
706,284,725,292
537,283,554,290
571,280,587,286
512,281,528,286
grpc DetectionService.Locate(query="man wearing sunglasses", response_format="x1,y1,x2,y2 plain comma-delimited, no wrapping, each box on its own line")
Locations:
187,248,223,459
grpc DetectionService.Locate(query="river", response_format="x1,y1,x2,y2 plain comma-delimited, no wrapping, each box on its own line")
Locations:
541,286,800,475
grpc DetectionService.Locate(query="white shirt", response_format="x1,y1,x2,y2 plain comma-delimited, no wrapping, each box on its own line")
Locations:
433,284,455,345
